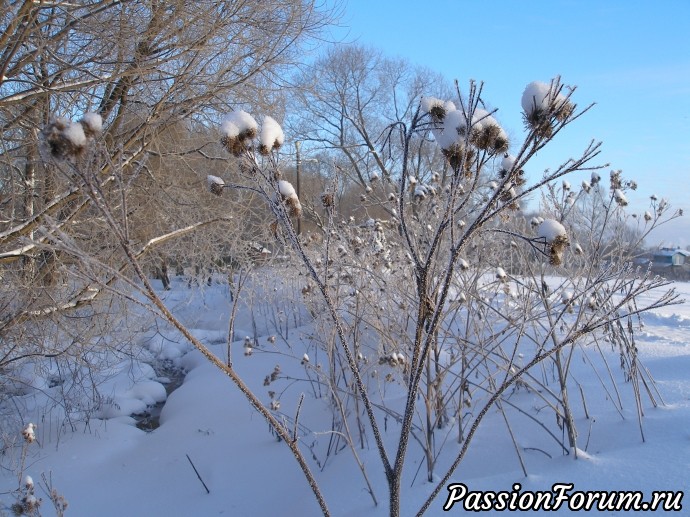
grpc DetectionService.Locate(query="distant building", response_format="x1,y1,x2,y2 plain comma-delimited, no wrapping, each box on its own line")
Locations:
639,247,690,280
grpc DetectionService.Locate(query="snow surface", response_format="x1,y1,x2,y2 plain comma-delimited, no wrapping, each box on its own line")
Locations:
2,276,689,516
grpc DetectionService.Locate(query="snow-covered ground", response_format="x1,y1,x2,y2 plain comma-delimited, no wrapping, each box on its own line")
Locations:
1,275,688,516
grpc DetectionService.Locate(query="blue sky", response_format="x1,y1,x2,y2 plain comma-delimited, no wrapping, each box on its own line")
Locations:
329,0,690,247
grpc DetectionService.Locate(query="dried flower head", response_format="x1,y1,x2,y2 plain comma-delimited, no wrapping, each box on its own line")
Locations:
22,423,36,443
285,196,303,218
442,145,474,176
421,96,447,122
258,115,284,155
613,189,628,207
277,180,302,218
80,112,103,138
41,117,88,160
220,111,258,156
321,192,334,208
521,80,573,137
472,115,509,153
207,175,225,196
537,219,569,266
548,235,569,265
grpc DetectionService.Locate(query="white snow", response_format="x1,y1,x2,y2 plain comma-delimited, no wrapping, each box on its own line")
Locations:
277,179,297,198
81,112,103,134
420,96,444,114
221,110,258,138
21,423,36,443
474,109,502,135
63,122,87,147
260,115,284,150
438,109,468,150
537,218,567,242
614,188,628,206
522,81,549,115
2,275,690,516
206,175,225,188
501,154,516,172
220,118,240,138
521,80,570,118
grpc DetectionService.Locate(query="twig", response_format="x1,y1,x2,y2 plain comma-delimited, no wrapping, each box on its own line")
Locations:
292,393,304,443
186,454,210,494
577,381,590,420
523,447,552,459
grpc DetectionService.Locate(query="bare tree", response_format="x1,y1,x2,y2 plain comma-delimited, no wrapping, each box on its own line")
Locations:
289,45,451,193
0,0,335,459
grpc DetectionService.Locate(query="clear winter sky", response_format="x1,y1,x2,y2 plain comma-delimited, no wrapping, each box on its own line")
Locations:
328,0,690,247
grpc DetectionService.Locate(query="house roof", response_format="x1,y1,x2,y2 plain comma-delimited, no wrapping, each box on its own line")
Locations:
652,248,690,258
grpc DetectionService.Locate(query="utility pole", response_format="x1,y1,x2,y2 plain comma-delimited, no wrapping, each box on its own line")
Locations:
295,140,302,235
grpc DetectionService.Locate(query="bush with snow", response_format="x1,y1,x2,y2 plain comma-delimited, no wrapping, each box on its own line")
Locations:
15,72,681,517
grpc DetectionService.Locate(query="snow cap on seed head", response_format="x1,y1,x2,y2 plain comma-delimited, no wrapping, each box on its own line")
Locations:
259,116,284,155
